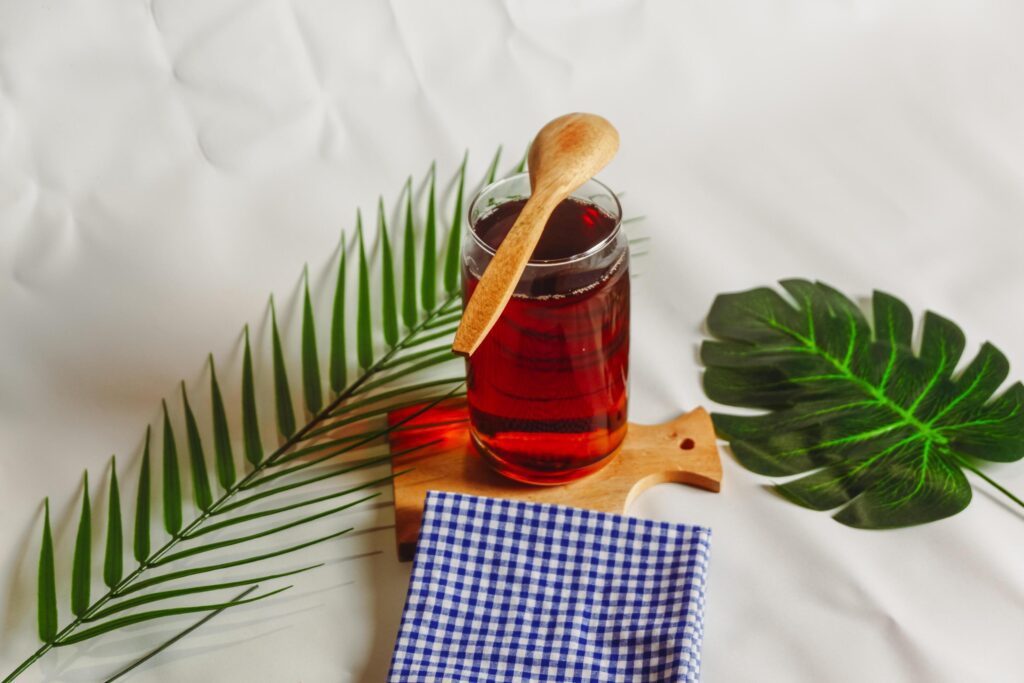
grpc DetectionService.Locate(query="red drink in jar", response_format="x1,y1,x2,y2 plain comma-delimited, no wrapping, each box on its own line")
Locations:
462,175,629,484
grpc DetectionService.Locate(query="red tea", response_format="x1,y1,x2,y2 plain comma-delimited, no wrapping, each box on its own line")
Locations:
463,196,629,484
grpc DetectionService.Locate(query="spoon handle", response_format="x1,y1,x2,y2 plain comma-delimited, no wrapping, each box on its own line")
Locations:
452,191,561,356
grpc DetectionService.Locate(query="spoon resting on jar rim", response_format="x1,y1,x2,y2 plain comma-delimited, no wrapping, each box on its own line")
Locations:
451,112,620,357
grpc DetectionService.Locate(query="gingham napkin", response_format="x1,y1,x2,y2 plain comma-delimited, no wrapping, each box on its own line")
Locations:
388,491,712,682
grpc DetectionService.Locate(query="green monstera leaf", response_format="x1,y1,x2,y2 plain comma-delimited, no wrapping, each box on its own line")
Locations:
702,279,1024,529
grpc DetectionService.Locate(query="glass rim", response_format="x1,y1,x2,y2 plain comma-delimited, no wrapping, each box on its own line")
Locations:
466,172,624,267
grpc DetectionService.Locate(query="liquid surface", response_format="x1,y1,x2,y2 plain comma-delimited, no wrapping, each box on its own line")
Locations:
464,197,629,484
473,197,620,262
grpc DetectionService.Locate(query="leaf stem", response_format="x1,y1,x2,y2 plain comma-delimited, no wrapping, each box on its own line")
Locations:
2,647,50,683
4,294,462,682
956,457,1024,511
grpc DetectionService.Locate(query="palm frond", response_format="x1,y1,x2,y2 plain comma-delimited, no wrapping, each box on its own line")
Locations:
379,197,399,346
36,500,56,644
101,586,260,683
269,299,297,439
161,401,182,535
187,475,394,538
421,163,438,311
57,585,293,646
103,458,123,588
70,473,91,618
7,146,641,682
356,212,373,370
215,458,395,517
4,152,507,679
88,566,321,621
301,268,324,415
119,530,353,596
133,429,151,563
485,146,502,184
241,328,263,466
330,239,348,392
515,146,528,173
402,178,417,329
181,383,213,511
443,152,468,295
153,494,379,567
208,357,237,489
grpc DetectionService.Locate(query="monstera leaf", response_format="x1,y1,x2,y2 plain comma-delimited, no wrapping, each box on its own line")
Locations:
702,279,1024,528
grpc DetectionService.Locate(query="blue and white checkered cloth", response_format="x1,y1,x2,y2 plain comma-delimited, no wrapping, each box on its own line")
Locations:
389,491,712,682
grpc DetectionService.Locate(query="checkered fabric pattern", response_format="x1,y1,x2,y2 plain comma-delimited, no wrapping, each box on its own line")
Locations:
389,491,712,682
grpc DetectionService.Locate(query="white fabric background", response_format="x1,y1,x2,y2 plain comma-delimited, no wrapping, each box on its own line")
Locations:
2,1,1023,681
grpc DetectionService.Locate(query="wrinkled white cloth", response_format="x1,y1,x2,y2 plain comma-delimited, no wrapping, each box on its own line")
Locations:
1,1,1023,681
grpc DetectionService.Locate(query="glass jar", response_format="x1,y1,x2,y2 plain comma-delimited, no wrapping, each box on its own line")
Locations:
462,173,629,485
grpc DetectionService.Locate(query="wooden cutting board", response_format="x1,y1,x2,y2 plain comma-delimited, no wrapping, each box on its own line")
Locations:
387,400,722,561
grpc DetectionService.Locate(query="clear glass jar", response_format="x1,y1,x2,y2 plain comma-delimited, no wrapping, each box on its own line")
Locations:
462,173,629,485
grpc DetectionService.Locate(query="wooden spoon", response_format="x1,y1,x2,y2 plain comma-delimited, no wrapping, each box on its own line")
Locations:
451,112,620,356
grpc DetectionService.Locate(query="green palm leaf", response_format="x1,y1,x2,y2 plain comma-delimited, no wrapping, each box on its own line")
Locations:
299,380,454,442
153,494,378,566
227,442,435,513
702,279,1024,528
161,401,182,535
103,458,123,588
402,178,417,329
330,236,348,392
57,585,292,646
208,356,236,489
327,376,463,418
402,323,460,349
419,308,462,331
515,146,528,173
421,164,437,311
181,384,213,512
301,268,323,414
270,299,297,439
355,350,458,395
381,343,455,371
288,398,423,446
188,475,395,538
276,377,464,457
134,428,151,563
485,145,502,184
119,529,353,595
379,197,399,346
241,327,263,467
246,390,458,488
70,473,91,617
88,565,321,621
356,212,373,369
12,155,520,681
101,586,260,683
443,152,467,295
37,500,57,643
